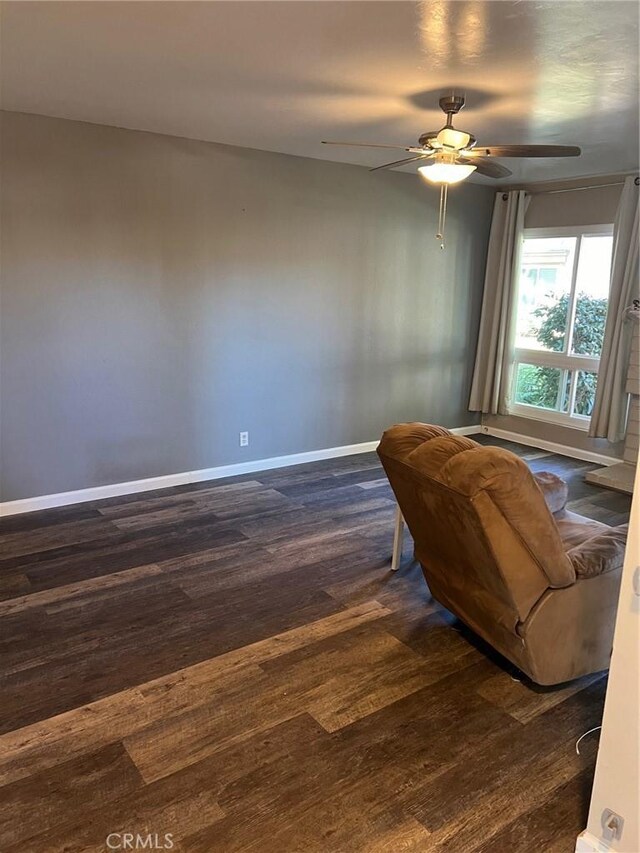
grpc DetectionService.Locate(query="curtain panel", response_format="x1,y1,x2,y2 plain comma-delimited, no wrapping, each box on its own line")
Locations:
468,190,528,415
589,176,640,442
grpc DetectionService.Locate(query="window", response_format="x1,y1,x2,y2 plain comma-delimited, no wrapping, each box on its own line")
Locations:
509,225,614,429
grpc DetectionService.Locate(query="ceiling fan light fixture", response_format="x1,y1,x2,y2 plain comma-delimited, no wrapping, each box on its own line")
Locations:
418,161,477,184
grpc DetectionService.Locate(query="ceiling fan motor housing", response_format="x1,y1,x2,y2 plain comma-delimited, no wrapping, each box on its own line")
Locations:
418,128,476,151
438,94,466,116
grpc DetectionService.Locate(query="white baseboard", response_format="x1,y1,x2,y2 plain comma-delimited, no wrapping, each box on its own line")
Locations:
0,440,377,517
0,425,482,517
451,425,482,437
482,426,620,467
575,830,612,852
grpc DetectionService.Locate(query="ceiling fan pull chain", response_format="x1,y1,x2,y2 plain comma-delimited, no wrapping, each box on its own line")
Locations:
436,183,448,249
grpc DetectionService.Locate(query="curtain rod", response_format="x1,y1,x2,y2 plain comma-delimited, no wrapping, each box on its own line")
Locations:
502,176,639,200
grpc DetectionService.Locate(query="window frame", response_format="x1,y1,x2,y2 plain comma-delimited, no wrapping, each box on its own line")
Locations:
508,223,614,431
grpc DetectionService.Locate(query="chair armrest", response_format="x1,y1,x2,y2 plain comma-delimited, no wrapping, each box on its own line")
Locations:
534,471,569,514
568,525,628,579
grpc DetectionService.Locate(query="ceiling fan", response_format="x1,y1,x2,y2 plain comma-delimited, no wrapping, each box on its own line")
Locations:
321,94,581,182
322,94,581,248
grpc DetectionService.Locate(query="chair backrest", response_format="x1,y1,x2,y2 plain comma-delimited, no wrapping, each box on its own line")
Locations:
378,424,576,632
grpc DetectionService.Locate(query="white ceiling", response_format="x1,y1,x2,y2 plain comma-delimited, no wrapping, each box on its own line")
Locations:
2,1,639,184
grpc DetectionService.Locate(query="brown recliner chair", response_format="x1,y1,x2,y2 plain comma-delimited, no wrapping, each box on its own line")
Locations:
378,423,628,685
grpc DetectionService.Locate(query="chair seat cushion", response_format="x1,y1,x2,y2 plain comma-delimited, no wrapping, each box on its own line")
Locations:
568,525,628,578
554,510,610,549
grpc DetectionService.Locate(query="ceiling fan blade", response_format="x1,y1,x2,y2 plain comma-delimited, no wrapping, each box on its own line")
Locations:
460,157,512,179
321,140,419,152
469,145,581,158
369,154,433,172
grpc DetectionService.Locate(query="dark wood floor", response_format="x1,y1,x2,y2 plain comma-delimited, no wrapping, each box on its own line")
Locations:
0,436,631,852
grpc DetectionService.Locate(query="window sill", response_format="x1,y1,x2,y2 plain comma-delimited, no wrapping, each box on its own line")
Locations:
507,403,591,432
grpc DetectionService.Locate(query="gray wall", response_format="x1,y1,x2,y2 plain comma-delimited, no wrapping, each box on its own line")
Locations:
482,177,625,459
0,112,493,501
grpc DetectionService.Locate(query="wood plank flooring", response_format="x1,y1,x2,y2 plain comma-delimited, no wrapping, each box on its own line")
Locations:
0,436,631,852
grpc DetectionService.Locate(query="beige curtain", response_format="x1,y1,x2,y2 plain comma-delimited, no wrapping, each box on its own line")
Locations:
468,189,528,415
589,176,640,442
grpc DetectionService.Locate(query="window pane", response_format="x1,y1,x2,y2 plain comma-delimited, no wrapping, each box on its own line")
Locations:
570,235,613,356
539,268,557,286
516,237,577,352
514,363,563,410
573,370,599,417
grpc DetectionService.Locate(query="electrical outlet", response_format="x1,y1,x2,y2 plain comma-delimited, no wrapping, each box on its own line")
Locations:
601,809,624,842
239,431,249,447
